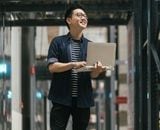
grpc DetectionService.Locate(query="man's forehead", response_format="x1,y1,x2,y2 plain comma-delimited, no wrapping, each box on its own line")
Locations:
73,9,85,13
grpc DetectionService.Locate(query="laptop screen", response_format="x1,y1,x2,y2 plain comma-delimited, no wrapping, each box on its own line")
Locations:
86,42,116,67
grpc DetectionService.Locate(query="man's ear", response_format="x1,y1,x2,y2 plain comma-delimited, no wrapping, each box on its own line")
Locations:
66,17,71,25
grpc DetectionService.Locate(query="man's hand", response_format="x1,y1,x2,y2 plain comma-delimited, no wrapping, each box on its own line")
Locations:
90,61,105,78
72,61,87,69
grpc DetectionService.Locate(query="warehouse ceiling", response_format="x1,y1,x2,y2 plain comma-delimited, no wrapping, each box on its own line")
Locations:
0,0,133,26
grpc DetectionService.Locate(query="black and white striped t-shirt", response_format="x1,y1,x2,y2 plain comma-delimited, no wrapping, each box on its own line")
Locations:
71,40,81,97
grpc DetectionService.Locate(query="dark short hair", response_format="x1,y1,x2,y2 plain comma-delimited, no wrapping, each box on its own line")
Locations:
64,3,86,29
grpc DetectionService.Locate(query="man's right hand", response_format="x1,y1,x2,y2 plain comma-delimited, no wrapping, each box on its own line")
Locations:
72,61,86,69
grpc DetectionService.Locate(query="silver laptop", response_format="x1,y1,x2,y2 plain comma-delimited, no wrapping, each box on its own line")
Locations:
73,42,116,72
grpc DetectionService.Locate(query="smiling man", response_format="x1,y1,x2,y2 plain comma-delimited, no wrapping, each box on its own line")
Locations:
47,3,104,130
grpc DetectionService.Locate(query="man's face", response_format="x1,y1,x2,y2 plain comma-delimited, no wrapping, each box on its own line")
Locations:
67,9,88,30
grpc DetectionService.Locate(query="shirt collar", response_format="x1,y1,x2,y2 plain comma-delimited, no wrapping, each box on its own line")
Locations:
67,32,84,43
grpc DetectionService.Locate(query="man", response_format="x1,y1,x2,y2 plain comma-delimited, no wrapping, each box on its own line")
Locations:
47,3,104,130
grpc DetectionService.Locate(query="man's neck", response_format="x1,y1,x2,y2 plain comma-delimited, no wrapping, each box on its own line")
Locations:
69,30,83,40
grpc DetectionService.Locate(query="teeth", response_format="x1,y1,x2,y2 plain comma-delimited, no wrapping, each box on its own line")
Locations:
81,21,86,24
81,20,87,23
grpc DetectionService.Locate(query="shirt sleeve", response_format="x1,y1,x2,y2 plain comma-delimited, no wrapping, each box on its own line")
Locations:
47,38,59,67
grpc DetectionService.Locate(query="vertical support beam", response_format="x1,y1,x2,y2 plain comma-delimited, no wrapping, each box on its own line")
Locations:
147,0,159,130
106,26,117,130
133,0,144,130
105,77,111,130
147,0,152,129
28,26,36,130
22,13,36,130
22,26,36,130
110,71,116,130
141,0,148,129
22,27,30,130
11,27,22,130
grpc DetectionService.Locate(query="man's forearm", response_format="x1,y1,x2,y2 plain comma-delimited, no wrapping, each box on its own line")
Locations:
48,62,74,73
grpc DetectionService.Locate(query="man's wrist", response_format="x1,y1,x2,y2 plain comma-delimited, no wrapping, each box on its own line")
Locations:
70,62,76,69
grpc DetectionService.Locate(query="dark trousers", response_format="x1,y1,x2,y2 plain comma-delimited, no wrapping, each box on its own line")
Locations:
50,103,90,130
